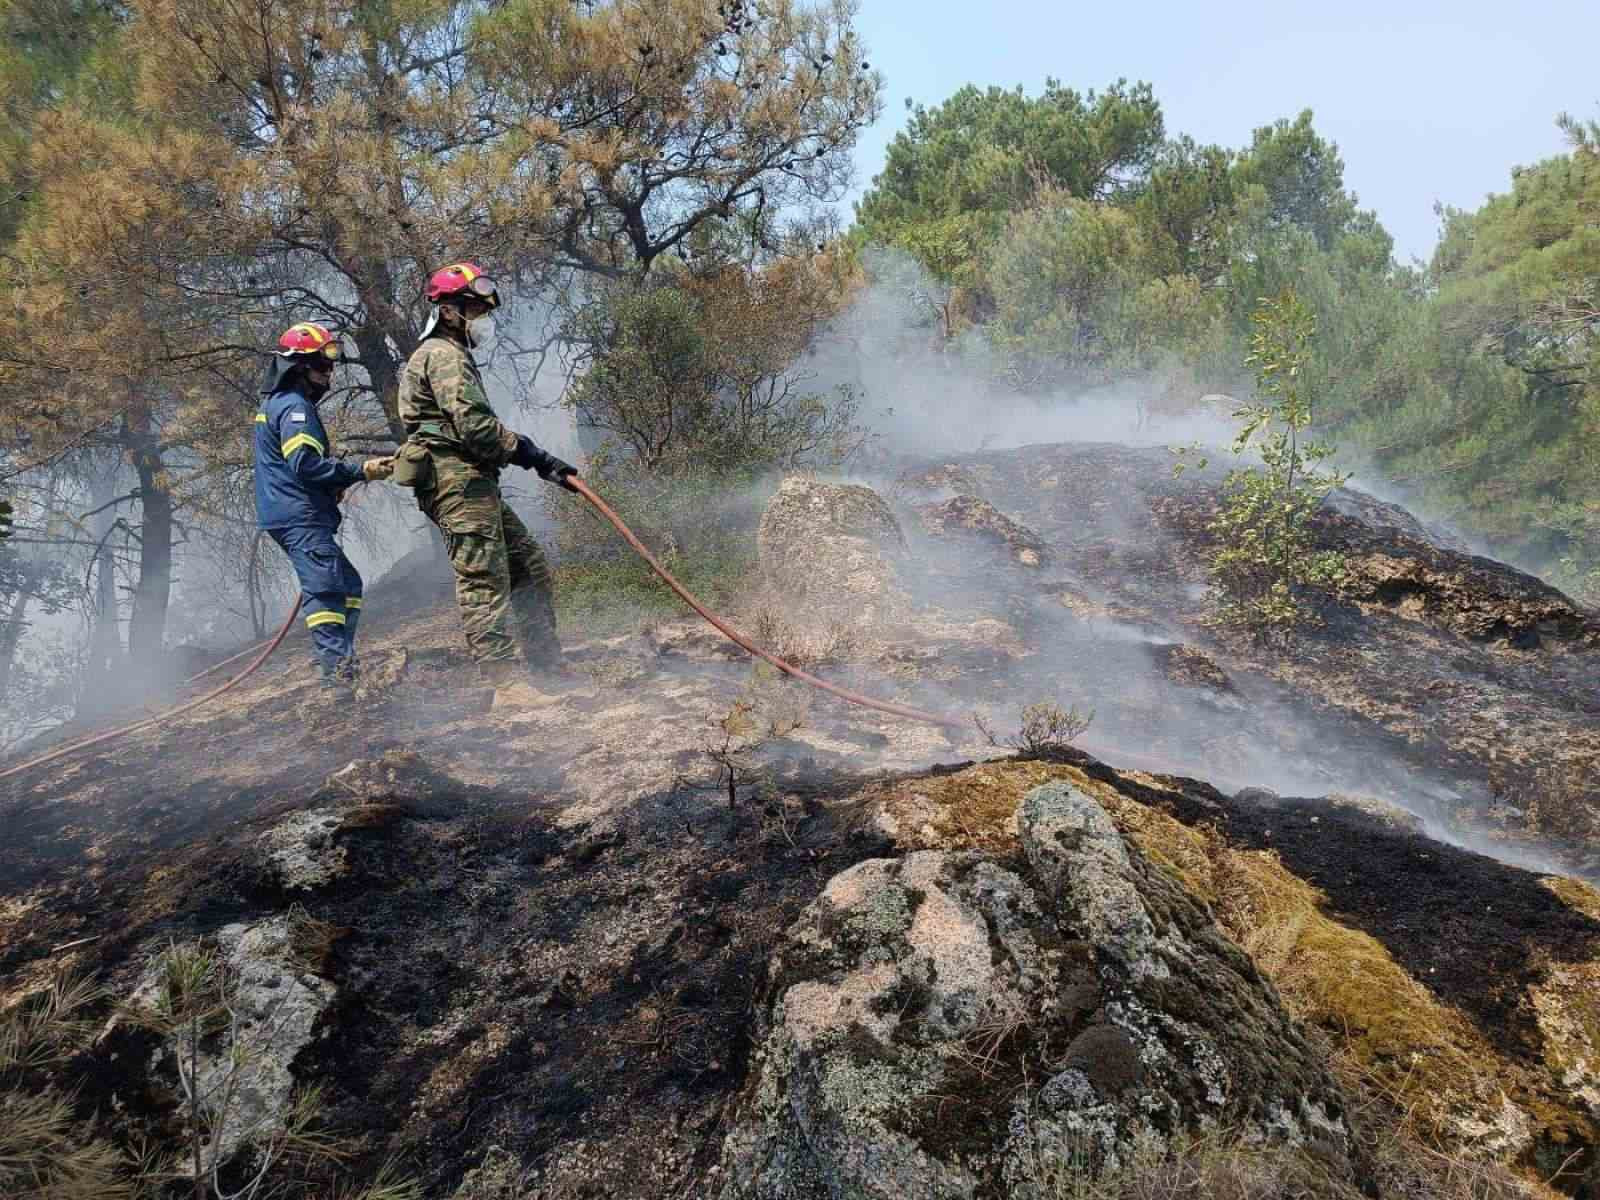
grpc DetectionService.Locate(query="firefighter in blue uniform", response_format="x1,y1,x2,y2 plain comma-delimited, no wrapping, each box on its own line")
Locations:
254,323,393,689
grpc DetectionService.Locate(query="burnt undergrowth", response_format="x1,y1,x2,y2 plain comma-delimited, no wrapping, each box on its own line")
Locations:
288,762,903,1196
1072,749,1600,1068
5,738,907,1198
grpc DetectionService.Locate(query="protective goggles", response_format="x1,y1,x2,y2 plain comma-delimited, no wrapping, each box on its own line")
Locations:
462,276,500,305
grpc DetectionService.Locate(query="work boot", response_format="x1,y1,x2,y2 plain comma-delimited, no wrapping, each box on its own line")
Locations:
298,663,355,724
524,646,585,693
479,658,558,711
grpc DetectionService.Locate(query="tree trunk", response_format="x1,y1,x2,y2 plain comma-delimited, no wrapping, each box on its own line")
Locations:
0,582,30,701
246,529,268,640
354,323,408,443
125,413,173,673
78,465,125,719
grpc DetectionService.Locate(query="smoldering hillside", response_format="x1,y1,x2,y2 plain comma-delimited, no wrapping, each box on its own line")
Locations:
734,250,1600,877
2,258,1598,1200
3,413,1598,1197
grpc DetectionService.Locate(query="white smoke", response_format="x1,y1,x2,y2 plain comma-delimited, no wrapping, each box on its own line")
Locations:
757,245,1578,878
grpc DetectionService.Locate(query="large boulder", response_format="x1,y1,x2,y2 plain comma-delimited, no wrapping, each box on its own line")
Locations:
716,782,1354,1199
757,477,912,627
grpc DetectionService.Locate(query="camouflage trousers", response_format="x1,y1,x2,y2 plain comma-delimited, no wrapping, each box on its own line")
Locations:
419,457,559,668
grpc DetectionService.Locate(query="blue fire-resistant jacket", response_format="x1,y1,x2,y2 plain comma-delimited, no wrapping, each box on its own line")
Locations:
254,388,363,531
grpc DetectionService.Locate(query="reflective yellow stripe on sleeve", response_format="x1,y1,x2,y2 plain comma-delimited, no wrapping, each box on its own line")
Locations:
305,611,347,628
255,413,268,423
280,433,327,458
345,597,362,610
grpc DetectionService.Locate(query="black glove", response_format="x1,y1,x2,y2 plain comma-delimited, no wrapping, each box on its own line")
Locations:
510,435,540,471
536,454,578,489
513,436,577,488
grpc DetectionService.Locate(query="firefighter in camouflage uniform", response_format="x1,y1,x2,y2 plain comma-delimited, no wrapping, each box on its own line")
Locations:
396,262,577,687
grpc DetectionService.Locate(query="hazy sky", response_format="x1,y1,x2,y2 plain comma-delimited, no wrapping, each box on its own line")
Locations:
842,0,1598,264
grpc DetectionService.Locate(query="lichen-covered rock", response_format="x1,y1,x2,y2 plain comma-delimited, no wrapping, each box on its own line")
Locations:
1014,784,1351,1170
258,809,348,890
130,915,335,1170
756,477,911,626
716,782,1355,1199
913,494,1051,569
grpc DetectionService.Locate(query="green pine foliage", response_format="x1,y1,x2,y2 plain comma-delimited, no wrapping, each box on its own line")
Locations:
851,87,1600,592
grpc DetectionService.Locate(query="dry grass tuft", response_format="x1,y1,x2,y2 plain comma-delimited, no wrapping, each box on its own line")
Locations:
0,970,152,1200
285,904,348,976
1203,848,1503,1126
1014,1123,1364,1200
1543,876,1600,922
1521,760,1600,844
750,603,860,668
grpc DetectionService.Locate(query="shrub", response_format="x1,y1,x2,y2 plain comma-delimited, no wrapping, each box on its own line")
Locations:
562,263,867,477
976,699,1095,754
546,455,767,632
1188,289,1347,637
699,664,808,811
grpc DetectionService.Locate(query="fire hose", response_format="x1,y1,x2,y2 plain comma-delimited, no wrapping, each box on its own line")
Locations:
0,599,303,784
565,478,968,731
0,478,968,785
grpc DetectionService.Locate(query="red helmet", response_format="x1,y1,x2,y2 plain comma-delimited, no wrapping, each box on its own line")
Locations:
426,262,500,308
275,322,341,361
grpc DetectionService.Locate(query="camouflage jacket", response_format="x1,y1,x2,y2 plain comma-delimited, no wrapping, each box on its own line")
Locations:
397,334,518,472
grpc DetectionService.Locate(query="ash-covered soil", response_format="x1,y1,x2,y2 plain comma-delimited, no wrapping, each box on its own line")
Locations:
892,443,1600,877
0,599,1000,1196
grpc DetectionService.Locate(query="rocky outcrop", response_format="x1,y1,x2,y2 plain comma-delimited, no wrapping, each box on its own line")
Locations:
257,809,349,890
913,494,1051,568
1321,487,1472,554
757,476,912,626
128,915,336,1169
895,462,991,500
717,781,1354,1198
886,443,1600,863
1328,534,1594,645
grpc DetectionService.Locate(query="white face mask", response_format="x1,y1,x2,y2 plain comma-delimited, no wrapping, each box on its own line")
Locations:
467,313,496,349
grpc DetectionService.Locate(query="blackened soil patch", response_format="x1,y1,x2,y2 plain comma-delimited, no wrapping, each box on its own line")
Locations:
294,767,899,1198
1160,788,1600,1059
